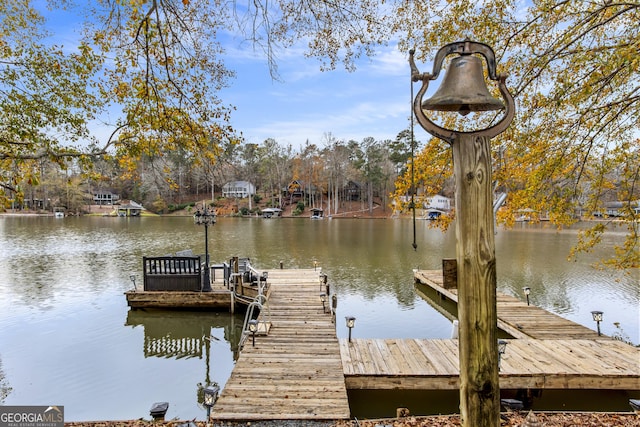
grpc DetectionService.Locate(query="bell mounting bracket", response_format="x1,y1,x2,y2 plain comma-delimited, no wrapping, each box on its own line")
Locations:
409,39,515,142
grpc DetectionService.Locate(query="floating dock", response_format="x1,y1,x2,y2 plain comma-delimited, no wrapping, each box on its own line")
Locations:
340,338,640,390
125,288,232,309
125,261,265,310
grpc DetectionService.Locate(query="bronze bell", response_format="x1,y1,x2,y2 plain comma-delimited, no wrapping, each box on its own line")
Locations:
422,55,504,116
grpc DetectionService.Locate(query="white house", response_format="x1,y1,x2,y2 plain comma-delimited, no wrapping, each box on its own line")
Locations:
424,194,451,211
602,200,640,217
222,181,256,198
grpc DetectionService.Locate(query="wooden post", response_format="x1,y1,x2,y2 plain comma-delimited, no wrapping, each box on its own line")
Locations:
442,258,458,289
409,43,514,427
452,133,499,427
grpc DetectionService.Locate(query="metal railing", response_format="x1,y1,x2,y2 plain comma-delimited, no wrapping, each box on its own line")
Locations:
236,262,270,350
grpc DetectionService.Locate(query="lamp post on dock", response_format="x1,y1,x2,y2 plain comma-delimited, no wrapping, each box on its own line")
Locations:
202,384,220,423
194,203,216,292
345,316,356,343
410,40,515,427
248,319,258,347
591,310,603,336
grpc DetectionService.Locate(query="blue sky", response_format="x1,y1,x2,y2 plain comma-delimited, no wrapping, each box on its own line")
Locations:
219,43,414,149
39,2,418,151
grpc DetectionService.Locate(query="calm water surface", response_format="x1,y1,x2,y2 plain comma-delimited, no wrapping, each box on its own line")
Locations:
0,216,637,420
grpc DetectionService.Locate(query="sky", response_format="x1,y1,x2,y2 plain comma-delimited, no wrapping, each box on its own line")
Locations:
218,43,416,150
39,2,422,152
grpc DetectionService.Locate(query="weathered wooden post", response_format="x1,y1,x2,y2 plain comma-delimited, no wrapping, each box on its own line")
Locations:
410,40,515,427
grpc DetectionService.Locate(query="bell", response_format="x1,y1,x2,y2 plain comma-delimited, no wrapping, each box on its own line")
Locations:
422,55,504,116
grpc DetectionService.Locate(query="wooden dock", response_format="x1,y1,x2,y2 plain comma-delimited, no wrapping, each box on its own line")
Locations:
124,288,232,309
210,268,351,421
340,338,640,391
207,267,638,421
414,269,603,340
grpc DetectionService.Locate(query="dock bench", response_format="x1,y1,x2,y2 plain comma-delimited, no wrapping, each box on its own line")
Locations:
143,256,202,291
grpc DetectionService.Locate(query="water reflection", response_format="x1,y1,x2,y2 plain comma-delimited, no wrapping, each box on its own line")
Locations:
125,310,242,361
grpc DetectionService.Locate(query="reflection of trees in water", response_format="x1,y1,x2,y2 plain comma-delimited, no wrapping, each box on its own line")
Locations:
0,359,12,403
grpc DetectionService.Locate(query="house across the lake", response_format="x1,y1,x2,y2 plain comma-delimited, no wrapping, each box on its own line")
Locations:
222,181,256,199
601,200,640,217
422,195,452,220
424,194,451,211
93,190,119,205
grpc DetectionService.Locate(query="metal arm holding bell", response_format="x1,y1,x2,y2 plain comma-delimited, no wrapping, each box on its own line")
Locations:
409,41,515,143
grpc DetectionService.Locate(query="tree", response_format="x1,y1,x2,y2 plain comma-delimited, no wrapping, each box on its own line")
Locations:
352,137,388,214
1,0,239,208
389,128,419,177
259,138,293,208
398,1,639,269
321,136,352,215
2,1,637,267
235,0,639,268
0,1,103,207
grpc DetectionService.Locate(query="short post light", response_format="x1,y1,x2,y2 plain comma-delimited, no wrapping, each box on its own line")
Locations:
320,273,328,293
149,402,169,421
345,316,356,343
194,202,216,292
523,287,531,306
202,384,220,422
497,339,508,371
202,384,220,425
129,274,136,290
248,319,258,347
410,39,515,427
320,293,327,313
591,310,603,336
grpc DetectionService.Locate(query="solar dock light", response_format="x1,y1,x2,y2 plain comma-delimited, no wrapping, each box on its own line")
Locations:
248,319,258,347
345,316,356,342
591,310,603,336
523,287,531,305
149,401,169,421
203,384,220,421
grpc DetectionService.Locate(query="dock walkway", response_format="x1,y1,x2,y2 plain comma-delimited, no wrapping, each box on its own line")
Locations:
340,338,640,390
211,268,350,421
414,270,603,340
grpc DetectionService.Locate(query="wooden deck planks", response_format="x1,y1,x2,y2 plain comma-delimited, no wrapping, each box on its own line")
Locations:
341,338,640,390
212,266,637,420
211,269,350,421
414,269,603,340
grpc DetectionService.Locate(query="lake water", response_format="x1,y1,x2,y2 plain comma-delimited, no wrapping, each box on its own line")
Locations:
0,216,637,421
